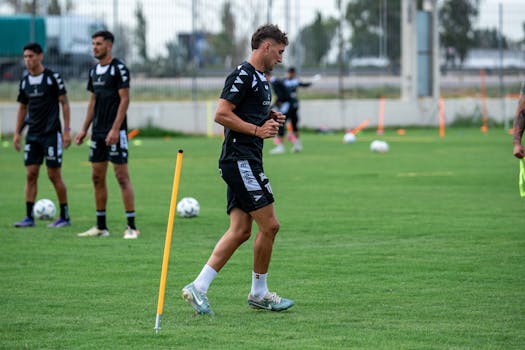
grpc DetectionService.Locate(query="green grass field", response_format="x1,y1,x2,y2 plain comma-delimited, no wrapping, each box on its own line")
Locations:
1,128,524,349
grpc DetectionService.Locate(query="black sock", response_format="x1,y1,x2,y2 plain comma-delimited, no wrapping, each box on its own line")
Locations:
60,203,69,220
96,210,107,230
26,202,34,219
126,211,136,230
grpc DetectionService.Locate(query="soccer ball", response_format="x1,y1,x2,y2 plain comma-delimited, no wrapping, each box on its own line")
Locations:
176,197,200,218
33,199,56,220
343,132,356,144
370,140,389,153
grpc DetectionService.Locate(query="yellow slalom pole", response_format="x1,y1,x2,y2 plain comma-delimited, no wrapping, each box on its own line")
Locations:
155,149,184,334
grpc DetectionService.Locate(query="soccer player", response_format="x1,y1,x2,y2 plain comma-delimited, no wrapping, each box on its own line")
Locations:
75,30,139,240
512,81,525,159
181,24,294,315
270,67,312,154
13,42,72,228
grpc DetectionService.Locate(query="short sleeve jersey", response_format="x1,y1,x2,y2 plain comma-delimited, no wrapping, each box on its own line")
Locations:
218,62,272,164
17,68,66,135
87,58,130,134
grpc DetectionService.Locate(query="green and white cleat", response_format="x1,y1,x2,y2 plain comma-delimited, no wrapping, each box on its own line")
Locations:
181,283,214,316
77,226,110,237
247,291,295,311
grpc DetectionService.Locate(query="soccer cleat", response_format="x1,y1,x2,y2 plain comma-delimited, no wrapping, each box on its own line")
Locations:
47,217,71,228
181,283,214,315
247,291,295,311
77,226,110,237
123,227,140,239
269,144,285,155
14,217,35,228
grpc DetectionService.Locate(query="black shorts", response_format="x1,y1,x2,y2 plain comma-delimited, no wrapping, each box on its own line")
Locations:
219,159,274,214
24,132,63,168
89,131,128,164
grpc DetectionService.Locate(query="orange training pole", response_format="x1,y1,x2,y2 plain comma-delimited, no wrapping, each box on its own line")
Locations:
439,97,445,138
155,149,184,333
480,69,488,133
350,119,370,135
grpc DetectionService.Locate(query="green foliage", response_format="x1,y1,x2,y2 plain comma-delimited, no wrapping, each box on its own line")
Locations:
134,1,148,64
1,129,524,349
439,0,478,63
299,12,339,66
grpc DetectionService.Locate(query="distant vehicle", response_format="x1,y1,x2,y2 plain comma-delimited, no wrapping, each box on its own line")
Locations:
0,14,106,81
349,56,391,68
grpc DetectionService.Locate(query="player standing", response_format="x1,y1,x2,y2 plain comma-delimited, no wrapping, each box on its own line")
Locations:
181,24,294,315
75,30,139,239
13,42,72,228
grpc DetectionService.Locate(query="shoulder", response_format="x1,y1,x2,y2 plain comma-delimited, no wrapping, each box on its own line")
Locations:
112,58,130,81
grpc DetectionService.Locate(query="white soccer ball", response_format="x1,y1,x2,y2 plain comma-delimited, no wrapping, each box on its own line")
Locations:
370,140,389,153
343,132,356,144
33,199,56,220
177,197,200,218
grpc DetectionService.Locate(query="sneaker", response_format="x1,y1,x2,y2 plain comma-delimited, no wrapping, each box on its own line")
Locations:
14,217,35,228
247,291,294,311
123,227,140,239
181,283,214,315
291,139,302,153
269,144,285,155
47,217,71,228
77,226,110,237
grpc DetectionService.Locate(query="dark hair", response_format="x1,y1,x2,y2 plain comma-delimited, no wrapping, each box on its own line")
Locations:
23,42,43,54
288,67,296,73
92,30,115,43
251,24,288,50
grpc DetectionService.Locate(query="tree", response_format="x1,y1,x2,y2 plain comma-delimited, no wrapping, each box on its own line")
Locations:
208,1,245,67
298,11,338,66
134,1,148,64
439,0,478,64
473,28,508,49
345,0,401,65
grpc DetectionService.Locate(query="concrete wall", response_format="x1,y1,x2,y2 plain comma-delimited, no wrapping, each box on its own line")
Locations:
0,97,518,135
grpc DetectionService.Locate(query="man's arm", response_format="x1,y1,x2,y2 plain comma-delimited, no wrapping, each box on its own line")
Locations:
13,104,27,151
75,92,95,145
214,99,284,139
105,87,130,145
59,94,71,148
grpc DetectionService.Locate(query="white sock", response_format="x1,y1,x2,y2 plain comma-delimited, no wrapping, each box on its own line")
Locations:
250,271,269,298
193,264,217,293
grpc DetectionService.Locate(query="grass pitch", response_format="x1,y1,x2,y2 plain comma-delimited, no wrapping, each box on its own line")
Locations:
0,128,523,349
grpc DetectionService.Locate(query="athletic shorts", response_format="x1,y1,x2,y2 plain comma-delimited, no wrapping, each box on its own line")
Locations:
219,159,274,214
89,130,128,164
24,132,63,168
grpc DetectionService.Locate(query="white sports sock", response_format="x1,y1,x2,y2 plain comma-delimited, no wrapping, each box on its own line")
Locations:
193,264,217,293
250,271,269,298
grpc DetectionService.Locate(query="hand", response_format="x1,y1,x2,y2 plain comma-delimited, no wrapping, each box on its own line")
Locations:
256,118,281,139
105,129,119,145
75,130,86,145
13,133,21,152
269,109,285,126
63,131,71,149
513,144,525,159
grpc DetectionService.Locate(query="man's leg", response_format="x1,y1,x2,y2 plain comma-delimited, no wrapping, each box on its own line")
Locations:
15,165,40,227
47,167,70,223
113,163,139,238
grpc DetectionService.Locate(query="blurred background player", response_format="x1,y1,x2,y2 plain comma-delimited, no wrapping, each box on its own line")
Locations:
75,30,139,239
269,67,311,154
512,81,525,159
13,42,72,228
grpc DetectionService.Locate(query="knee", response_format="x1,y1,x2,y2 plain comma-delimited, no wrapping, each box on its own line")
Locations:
92,173,105,187
233,228,252,244
115,173,130,189
264,219,280,237
26,170,38,184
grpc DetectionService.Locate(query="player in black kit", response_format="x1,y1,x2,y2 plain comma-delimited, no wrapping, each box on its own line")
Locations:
13,42,72,228
75,31,139,239
182,24,294,315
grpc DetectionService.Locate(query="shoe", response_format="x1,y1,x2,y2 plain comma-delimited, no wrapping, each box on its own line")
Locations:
14,217,35,228
47,217,71,228
291,139,302,153
247,291,294,311
77,226,110,237
123,226,140,239
270,144,285,155
181,283,214,315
